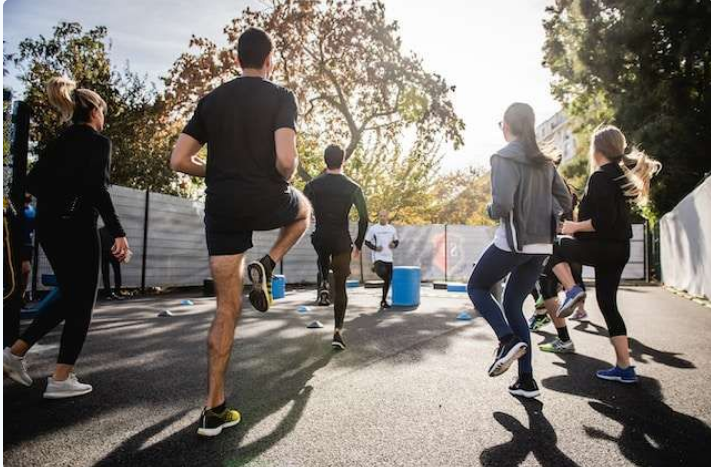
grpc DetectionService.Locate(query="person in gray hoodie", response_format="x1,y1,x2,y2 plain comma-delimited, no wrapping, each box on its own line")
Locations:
467,102,572,399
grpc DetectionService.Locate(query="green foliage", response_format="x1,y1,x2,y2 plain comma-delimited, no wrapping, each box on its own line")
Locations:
11,22,190,196
543,0,711,218
163,0,464,216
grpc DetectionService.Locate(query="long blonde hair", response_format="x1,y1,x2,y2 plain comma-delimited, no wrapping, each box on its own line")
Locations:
590,125,662,206
46,77,107,124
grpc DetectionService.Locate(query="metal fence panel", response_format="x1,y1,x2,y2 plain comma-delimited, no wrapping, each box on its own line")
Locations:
32,185,649,290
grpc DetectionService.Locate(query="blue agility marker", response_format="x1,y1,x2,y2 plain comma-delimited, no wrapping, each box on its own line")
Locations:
297,305,311,313
346,279,360,288
457,311,473,321
180,299,194,306
447,283,467,293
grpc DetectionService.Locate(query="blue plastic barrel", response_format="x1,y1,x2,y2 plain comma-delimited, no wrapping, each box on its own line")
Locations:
391,266,421,307
272,275,286,299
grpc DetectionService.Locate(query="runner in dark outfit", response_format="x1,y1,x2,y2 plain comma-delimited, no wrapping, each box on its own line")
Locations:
304,145,368,350
170,28,311,437
3,77,129,400
551,125,661,384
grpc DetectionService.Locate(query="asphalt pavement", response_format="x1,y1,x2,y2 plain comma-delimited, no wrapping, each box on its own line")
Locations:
4,285,711,466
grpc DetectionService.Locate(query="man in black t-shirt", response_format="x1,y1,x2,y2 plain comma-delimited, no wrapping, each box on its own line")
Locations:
303,145,368,350
170,27,311,437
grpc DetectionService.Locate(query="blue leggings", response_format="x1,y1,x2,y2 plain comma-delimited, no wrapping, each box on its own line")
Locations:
467,244,546,376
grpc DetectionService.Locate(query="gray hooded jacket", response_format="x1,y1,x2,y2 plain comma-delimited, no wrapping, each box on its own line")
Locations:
487,141,572,252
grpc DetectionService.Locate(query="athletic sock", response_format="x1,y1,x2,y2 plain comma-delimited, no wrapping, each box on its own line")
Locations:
556,326,570,342
209,401,226,413
262,255,276,270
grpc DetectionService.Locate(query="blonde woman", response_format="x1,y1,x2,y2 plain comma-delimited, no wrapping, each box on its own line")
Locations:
3,77,128,398
551,125,661,383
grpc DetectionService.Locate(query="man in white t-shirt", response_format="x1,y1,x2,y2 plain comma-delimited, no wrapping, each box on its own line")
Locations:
364,210,399,309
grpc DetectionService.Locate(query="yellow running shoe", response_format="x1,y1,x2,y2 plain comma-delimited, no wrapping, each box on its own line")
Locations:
197,405,241,437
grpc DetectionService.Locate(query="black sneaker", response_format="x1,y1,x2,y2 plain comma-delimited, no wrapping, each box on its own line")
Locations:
380,301,392,309
508,377,540,398
317,283,331,306
247,256,273,312
332,332,346,350
197,405,241,437
488,336,528,377
317,291,331,306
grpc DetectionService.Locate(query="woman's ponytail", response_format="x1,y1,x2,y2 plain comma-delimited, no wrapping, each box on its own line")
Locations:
591,125,662,206
45,76,107,124
46,77,77,123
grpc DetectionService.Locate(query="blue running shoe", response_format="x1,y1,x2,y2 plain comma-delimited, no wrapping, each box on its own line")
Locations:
596,366,638,384
557,285,586,319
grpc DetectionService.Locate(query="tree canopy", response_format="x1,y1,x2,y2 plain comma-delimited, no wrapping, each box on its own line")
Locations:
10,22,187,195
6,3,498,224
164,0,465,218
543,0,711,219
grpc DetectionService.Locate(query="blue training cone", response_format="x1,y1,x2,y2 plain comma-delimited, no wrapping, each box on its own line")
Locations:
297,305,311,313
180,299,194,306
456,311,473,321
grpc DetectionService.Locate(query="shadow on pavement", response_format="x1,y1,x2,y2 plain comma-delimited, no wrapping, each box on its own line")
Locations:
480,399,579,467
4,295,478,466
573,320,696,369
541,353,711,466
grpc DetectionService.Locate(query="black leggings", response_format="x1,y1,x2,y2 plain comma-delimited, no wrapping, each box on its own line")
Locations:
374,261,393,302
315,246,351,330
21,219,100,364
549,237,630,337
101,252,122,294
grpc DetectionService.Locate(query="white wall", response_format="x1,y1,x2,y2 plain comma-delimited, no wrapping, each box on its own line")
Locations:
660,176,711,299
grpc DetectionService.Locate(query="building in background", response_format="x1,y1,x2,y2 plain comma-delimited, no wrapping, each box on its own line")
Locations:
536,110,576,164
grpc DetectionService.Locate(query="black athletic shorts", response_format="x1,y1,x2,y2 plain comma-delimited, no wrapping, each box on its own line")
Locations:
205,186,304,256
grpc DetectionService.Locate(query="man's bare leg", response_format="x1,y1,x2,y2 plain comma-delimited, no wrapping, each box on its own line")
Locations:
205,254,244,409
552,262,576,291
268,192,311,263
544,297,567,329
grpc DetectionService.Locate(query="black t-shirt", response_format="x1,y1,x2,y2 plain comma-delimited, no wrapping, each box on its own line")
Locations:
27,124,125,238
576,162,633,242
303,173,369,250
182,76,298,220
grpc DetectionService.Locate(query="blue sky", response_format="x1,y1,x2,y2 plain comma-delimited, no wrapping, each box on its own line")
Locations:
2,0,559,171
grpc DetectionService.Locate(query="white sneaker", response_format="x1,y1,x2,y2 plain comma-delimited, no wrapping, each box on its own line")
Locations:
43,373,93,399
3,347,32,387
